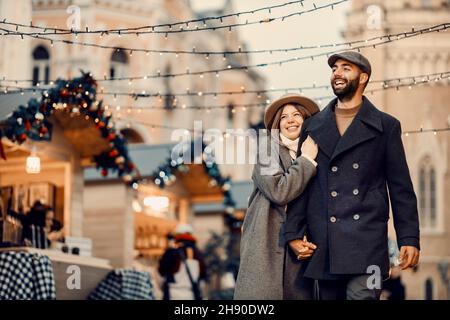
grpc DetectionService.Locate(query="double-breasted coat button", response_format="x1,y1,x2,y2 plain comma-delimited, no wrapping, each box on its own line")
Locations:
330,216,337,223
353,214,360,221
353,189,359,195
331,166,338,172
331,191,338,198
353,163,359,170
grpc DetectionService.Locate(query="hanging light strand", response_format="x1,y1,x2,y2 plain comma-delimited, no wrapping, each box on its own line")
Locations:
1,22,447,56
1,23,448,84
114,119,450,137
0,0,346,36
1,70,448,102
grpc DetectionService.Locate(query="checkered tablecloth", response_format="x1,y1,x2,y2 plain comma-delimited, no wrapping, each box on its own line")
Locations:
0,251,56,300
88,269,155,300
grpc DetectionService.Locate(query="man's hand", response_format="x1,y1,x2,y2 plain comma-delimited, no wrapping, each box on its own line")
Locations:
399,246,420,270
288,235,317,260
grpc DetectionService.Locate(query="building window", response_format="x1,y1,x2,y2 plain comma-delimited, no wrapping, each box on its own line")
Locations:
110,50,129,79
421,0,432,7
425,278,433,300
163,64,174,109
227,102,235,121
419,157,437,229
120,128,144,144
32,46,50,85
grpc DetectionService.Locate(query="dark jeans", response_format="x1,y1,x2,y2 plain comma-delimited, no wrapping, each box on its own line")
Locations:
317,274,383,300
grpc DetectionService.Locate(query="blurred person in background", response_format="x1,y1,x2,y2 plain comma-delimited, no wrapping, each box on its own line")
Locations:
22,201,64,249
158,224,207,300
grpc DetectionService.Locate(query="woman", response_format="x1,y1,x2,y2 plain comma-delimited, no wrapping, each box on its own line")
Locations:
22,201,63,249
158,224,207,300
234,93,319,300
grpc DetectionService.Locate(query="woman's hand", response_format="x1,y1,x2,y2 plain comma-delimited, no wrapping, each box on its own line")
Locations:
300,136,318,160
288,235,317,260
47,230,64,242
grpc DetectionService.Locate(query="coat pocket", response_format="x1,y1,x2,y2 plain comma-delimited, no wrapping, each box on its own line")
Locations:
368,187,389,222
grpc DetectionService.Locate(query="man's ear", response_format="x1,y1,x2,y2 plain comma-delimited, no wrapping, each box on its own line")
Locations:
359,73,369,86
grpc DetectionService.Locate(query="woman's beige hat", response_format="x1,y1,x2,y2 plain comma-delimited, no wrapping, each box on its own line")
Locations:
264,93,320,129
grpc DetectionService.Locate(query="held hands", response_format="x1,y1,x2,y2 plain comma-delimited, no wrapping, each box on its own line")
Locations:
300,136,318,160
399,246,420,270
288,235,317,260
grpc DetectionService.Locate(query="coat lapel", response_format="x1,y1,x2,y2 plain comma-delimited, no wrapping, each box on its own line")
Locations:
331,96,383,161
305,99,341,159
278,144,293,171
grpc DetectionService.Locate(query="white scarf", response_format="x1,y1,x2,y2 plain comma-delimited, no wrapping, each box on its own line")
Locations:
279,133,299,160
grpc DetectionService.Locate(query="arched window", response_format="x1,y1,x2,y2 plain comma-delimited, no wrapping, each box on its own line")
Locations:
227,102,235,122
163,64,174,109
419,157,438,230
110,50,129,79
120,128,144,144
430,168,436,228
32,46,50,85
425,278,433,300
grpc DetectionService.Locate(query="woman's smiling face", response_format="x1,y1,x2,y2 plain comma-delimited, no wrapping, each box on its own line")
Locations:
279,104,304,140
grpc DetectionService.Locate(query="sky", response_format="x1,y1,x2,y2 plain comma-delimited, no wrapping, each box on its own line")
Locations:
191,0,352,103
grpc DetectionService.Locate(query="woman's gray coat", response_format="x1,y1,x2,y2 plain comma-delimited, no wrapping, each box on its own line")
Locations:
234,134,316,300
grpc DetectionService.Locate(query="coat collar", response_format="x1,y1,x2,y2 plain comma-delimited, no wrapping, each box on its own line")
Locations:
271,132,295,170
278,144,294,171
305,96,383,161
261,132,296,171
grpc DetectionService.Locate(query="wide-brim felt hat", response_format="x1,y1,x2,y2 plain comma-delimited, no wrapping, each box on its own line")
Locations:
264,93,320,129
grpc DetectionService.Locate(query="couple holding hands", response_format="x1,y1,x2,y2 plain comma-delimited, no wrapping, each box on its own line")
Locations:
235,51,420,300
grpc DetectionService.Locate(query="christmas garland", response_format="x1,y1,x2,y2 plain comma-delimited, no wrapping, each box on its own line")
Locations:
138,140,237,214
0,71,136,181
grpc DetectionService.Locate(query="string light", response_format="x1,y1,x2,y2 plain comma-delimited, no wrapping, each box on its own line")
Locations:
403,127,450,136
109,119,450,138
0,0,345,36
2,23,448,84
1,72,448,112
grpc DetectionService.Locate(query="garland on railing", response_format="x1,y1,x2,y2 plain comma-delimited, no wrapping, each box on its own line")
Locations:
0,72,136,181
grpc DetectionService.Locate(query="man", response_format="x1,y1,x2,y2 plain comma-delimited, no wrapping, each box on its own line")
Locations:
284,51,420,300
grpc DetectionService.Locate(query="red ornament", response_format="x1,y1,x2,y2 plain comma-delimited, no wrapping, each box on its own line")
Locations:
108,133,116,141
25,120,31,131
18,133,27,142
60,88,70,98
96,121,105,129
128,162,135,170
101,168,108,177
39,126,48,134
109,149,119,157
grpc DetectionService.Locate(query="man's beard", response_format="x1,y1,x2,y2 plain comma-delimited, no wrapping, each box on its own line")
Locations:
332,77,359,101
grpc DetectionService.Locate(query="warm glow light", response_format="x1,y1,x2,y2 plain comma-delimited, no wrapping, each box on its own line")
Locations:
143,196,169,212
132,199,142,212
26,150,41,174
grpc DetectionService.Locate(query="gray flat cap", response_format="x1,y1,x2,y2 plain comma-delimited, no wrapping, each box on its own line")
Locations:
328,51,372,78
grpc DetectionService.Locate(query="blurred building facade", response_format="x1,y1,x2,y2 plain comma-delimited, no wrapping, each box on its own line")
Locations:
3,0,449,299
6,0,266,181
345,0,450,299
0,0,262,270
